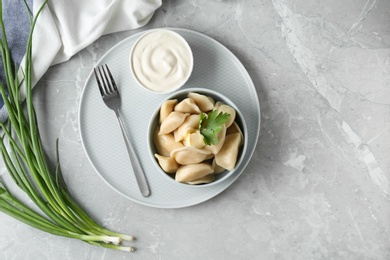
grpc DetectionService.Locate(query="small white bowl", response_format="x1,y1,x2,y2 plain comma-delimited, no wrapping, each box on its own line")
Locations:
147,88,248,187
130,29,194,94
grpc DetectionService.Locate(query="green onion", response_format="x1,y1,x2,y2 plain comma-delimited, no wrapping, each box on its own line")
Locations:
0,0,135,252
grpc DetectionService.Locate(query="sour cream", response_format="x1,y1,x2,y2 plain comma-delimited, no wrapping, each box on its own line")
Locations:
130,30,193,93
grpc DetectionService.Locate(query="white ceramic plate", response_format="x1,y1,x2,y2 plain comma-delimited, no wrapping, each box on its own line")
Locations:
79,28,260,208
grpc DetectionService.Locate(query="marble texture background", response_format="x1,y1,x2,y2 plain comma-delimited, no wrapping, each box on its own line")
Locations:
1,0,389,259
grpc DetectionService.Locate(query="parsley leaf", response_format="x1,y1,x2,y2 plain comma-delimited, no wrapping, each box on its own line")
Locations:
199,110,230,145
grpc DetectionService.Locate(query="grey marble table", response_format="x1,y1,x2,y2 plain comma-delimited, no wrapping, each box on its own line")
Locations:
1,0,389,259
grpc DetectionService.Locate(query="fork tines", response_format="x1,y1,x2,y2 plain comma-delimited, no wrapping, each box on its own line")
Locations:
94,64,118,96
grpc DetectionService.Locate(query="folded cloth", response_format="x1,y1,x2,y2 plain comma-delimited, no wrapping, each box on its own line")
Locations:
0,0,162,121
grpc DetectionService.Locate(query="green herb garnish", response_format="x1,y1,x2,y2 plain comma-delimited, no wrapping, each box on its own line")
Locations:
199,110,230,145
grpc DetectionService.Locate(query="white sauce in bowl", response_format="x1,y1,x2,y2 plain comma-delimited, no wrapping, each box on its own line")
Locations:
130,30,193,93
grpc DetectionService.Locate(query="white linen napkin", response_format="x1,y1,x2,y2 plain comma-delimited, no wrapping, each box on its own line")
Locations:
30,0,162,86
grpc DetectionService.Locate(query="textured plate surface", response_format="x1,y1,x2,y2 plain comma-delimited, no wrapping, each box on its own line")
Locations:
79,28,260,208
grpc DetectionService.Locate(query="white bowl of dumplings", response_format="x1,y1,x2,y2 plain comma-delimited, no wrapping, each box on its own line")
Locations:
148,88,247,186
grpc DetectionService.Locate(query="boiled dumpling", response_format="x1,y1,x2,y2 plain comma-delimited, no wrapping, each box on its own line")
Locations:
183,131,205,149
212,158,226,174
175,163,214,183
205,153,214,160
159,99,178,123
159,111,189,135
186,174,215,185
154,126,184,156
174,98,201,114
226,121,244,146
173,114,200,142
215,133,242,170
154,154,180,174
188,92,215,112
170,146,211,165
214,102,236,128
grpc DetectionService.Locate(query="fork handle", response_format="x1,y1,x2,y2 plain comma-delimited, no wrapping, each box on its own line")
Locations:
115,110,151,197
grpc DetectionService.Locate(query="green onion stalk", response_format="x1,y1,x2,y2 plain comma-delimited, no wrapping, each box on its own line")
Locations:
0,0,135,252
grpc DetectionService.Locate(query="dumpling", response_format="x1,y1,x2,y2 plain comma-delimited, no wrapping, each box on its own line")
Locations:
226,121,244,146
153,126,184,156
205,153,214,160
170,146,211,165
174,98,201,114
175,163,214,183
173,114,200,142
159,99,178,124
183,131,205,149
154,154,180,174
212,158,226,174
215,133,242,171
186,174,215,185
204,124,226,155
159,111,189,135
188,92,215,112
214,102,236,128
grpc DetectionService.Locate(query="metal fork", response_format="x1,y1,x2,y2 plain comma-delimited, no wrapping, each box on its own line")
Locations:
94,64,150,197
